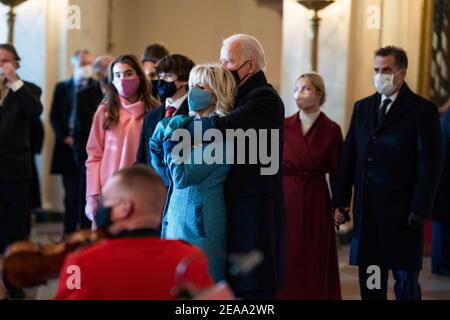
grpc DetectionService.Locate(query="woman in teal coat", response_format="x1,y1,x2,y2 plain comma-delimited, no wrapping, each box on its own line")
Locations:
150,64,236,281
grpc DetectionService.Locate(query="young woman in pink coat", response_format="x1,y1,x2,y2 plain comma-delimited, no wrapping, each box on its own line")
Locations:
85,54,159,226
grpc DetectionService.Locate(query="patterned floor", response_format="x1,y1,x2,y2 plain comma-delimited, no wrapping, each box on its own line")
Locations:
2,223,450,300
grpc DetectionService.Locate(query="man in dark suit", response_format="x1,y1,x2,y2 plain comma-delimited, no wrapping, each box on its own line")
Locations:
26,116,44,238
136,54,194,166
72,55,113,230
50,49,95,235
200,34,284,300
333,46,443,300
0,44,43,254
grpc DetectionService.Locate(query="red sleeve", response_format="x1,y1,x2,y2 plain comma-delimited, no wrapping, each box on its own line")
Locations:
184,251,214,291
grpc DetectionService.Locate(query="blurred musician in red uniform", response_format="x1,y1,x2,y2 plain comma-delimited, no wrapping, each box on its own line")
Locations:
54,165,213,300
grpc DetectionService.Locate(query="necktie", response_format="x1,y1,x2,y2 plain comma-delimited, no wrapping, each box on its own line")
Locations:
377,98,392,126
165,106,177,118
69,80,89,132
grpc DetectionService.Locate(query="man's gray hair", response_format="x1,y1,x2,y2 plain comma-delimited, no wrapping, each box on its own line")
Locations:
70,49,91,66
93,55,114,72
223,34,267,72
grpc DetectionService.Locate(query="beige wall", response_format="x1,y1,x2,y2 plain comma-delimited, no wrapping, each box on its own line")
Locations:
281,0,352,127
345,0,424,128
67,0,109,73
108,0,282,89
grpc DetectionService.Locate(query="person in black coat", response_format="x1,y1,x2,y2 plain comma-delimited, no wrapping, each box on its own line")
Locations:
201,34,284,299
72,82,103,167
72,55,114,230
26,116,44,238
136,54,194,166
333,46,443,300
431,108,450,276
0,44,43,254
50,50,95,235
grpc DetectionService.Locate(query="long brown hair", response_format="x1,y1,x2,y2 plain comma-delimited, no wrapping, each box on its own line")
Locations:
102,54,159,130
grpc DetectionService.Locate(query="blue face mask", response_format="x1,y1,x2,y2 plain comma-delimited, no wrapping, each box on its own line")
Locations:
188,87,214,112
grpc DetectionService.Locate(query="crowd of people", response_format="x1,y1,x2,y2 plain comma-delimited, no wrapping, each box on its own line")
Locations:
0,33,450,300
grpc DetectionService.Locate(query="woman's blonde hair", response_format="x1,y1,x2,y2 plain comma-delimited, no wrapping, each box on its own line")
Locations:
297,72,327,106
189,64,237,116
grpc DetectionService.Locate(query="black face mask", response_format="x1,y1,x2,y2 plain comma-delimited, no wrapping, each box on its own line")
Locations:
151,80,160,99
231,59,250,86
95,206,113,230
157,79,179,100
231,70,241,86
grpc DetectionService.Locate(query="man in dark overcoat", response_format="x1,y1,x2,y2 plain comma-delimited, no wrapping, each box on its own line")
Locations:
333,46,443,300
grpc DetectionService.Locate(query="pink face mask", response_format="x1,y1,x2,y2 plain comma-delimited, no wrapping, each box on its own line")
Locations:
113,78,141,98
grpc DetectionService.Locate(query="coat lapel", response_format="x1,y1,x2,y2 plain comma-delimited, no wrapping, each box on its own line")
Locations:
367,93,381,134
158,104,165,121
177,98,190,116
67,78,75,101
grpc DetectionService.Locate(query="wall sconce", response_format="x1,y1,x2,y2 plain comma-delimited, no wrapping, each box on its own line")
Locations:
297,0,335,71
0,0,28,45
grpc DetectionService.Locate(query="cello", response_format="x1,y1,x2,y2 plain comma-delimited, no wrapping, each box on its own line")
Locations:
1,229,109,291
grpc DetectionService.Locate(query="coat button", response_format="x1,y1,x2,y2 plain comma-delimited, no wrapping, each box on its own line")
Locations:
372,136,377,141
367,157,373,163
164,221,168,226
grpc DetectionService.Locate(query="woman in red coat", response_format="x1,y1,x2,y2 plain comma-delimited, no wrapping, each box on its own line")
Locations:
277,72,342,300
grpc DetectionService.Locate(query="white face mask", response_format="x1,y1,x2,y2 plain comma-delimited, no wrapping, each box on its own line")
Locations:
294,90,319,110
373,73,397,96
74,65,93,80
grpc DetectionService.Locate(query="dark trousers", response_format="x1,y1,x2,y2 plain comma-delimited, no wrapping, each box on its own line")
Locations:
0,181,29,254
432,221,450,275
62,172,81,235
26,156,42,238
78,168,91,230
358,266,421,300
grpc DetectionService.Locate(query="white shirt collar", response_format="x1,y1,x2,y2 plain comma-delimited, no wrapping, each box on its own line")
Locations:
165,93,188,110
189,111,219,119
1,80,24,105
382,91,399,104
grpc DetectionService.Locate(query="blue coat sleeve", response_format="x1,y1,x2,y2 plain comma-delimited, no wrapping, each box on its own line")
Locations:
165,140,230,189
149,118,171,187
